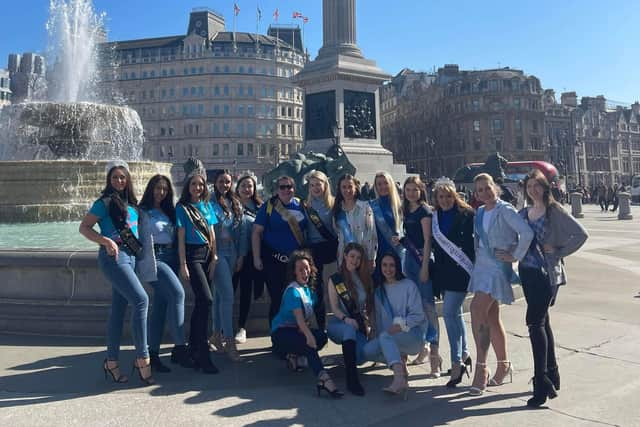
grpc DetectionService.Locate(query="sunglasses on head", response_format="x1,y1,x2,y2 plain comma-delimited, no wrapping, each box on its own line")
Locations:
279,184,293,190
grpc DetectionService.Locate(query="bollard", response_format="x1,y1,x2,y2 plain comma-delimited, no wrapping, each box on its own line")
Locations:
570,192,584,218
617,192,633,220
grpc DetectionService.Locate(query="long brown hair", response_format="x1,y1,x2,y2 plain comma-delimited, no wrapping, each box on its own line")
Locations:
332,174,361,220
340,242,373,311
213,169,242,225
402,176,429,215
523,169,560,214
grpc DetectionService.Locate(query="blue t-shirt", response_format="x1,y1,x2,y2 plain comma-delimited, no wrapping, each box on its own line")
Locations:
271,284,317,333
89,198,139,240
255,198,307,254
176,200,219,245
144,208,174,245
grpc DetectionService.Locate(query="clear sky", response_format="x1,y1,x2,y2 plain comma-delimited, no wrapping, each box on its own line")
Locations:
2,0,639,104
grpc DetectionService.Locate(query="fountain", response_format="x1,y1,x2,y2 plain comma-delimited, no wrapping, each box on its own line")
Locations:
0,0,172,336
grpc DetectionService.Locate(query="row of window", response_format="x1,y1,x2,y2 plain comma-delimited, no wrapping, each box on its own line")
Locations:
447,78,540,96
138,103,302,120
131,86,301,102
0,91,10,101
447,97,541,114
158,142,301,159
120,64,297,80
472,118,540,133
156,121,302,138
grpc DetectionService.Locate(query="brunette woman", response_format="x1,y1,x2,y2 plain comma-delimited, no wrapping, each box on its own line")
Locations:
519,170,587,407
271,250,343,398
304,170,337,330
208,170,245,362
233,175,264,344
332,174,377,269
430,177,475,387
79,161,153,385
467,173,533,395
402,176,441,377
176,165,219,374
363,252,426,399
326,242,373,396
137,174,192,372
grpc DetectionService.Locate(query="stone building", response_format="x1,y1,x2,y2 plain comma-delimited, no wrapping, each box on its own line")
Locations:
543,90,578,184
6,53,46,103
381,64,545,178
97,8,305,178
0,69,11,108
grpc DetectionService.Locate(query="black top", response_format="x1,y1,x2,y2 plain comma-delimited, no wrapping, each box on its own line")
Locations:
431,207,475,296
403,204,433,249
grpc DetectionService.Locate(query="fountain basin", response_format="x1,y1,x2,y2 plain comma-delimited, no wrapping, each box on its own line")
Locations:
0,160,172,223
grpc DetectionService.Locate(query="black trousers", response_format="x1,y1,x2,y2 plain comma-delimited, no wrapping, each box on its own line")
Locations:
271,327,328,376
309,240,337,330
185,244,213,351
233,251,265,329
262,247,289,325
519,265,559,379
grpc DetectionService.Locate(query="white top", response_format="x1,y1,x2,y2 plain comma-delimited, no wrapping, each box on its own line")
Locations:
479,208,495,248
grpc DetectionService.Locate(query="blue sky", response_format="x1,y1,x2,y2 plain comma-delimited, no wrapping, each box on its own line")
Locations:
2,0,639,103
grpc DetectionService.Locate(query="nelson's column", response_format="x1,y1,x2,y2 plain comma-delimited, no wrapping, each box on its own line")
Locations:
294,0,407,181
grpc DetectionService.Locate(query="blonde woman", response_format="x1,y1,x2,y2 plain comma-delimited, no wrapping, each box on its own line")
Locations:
468,173,533,395
304,170,337,329
371,171,405,279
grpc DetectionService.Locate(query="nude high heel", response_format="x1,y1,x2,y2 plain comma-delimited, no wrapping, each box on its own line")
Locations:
468,362,490,396
488,360,514,386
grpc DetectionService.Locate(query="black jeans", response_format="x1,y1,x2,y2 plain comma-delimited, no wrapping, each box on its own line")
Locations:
262,246,289,325
271,327,328,376
186,244,213,351
519,265,559,379
233,251,265,329
309,240,336,330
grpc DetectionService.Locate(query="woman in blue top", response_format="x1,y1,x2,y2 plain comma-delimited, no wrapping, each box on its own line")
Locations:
137,174,193,372
468,173,533,396
176,166,219,374
252,175,308,324
363,252,426,399
270,250,343,399
371,171,405,279
208,170,246,362
402,176,442,378
232,175,264,344
304,170,337,330
79,160,153,385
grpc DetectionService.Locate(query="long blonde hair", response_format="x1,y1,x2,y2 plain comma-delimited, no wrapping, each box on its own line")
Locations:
305,170,335,209
473,172,502,196
374,171,402,232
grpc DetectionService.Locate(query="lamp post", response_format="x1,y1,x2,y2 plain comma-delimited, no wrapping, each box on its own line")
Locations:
332,121,341,147
425,137,435,179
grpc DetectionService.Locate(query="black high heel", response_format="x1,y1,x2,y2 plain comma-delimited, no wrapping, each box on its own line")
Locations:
446,364,470,388
103,359,128,383
149,350,171,373
316,373,344,399
527,375,558,407
463,354,473,373
132,358,155,386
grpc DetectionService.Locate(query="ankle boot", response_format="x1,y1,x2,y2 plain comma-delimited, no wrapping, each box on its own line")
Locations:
149,350,171,373
527,375,558,408
547,366,560,391
342,340,365,396
170,345,195,368
195,347,219,375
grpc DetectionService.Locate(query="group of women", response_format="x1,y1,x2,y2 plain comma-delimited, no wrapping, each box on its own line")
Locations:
80,161,587,408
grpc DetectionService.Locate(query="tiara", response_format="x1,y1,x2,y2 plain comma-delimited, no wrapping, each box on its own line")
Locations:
434,176,456,188
105,160,129,174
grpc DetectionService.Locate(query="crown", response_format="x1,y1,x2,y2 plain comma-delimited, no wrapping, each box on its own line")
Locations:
434,176,456,188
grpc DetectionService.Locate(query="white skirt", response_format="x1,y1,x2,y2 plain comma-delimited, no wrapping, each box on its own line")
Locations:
468,248,515,304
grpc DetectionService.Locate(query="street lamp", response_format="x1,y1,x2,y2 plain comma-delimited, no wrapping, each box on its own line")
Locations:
332,121,341,147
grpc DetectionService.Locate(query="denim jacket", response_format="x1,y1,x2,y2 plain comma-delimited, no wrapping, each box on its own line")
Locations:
135,209,159,282
211,200,247,261
474,199,534,262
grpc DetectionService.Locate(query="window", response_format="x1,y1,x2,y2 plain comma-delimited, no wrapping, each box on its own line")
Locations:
224,86,229,96
247,105,254,116
238,105,244,115
473,120,481,132
212,123,219,136
161,89,166,98
237,144,244,155
236,123,244,136
223,105,230,116
531,137,541,150
213,144,219,156
515,119,522,131
260,144,267,156
473,137,481,150
238,86,244,96
516,136,524,149
214,86,220,96
223,123,230,136
248,86,254,96
223,143,229,156
182,88,188,97
493,137,503,151
247,143,254,155
199,66,204,74
492,119,503,131
514,98,521,109
532,120,539,132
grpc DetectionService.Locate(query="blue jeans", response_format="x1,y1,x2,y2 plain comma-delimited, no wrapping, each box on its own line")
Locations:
442,290,469,364
363,326,424,368
148,247,186,352
326,317,368,364
98,247,149,360
271,327,328,376
404,254,439,346
212,251,235,339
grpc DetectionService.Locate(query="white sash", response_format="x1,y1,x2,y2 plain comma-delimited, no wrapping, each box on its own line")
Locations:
432,212,474,275
286,281,314,321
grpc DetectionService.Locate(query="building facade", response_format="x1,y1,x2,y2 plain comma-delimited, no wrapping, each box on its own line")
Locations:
0,69,11,108
97,8,305,178
6,52,46,103
381,64,545,178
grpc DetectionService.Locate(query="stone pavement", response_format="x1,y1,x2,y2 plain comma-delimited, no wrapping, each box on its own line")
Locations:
1,203,639,426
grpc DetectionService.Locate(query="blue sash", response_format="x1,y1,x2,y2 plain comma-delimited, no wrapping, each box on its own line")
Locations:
370,199,406,259
336,209,356,244
375,286,395,319
476,206,520,284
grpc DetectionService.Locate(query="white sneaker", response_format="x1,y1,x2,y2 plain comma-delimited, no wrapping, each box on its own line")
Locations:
235,328,247,344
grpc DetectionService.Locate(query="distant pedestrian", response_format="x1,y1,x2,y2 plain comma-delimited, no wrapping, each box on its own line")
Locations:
596,183,608,211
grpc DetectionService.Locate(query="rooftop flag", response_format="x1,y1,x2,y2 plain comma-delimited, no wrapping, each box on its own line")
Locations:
292,11,303,19
234,2,240,16
273,8,279,21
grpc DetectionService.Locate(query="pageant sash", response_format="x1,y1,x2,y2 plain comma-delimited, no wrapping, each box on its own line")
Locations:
375,285,395,319
286,282,314,321
331,273,366,333
269,197,305,247
304,201,338,243
432,211,474,275
370,200,405,258
336,209,356,244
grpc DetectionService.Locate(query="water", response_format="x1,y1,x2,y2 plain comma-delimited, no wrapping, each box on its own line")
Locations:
0,222,96,250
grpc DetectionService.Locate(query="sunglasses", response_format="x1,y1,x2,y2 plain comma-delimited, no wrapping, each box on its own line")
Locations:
279,184,294,190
